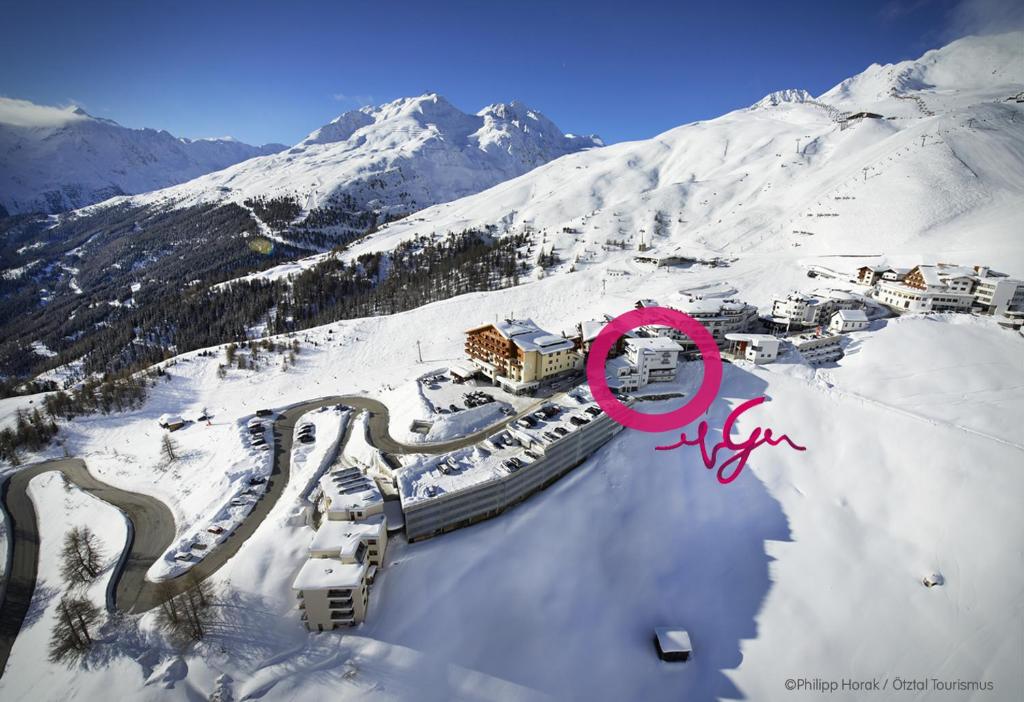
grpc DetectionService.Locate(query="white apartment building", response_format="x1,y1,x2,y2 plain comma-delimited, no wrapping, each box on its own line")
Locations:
637,294,757,354
770,291,861,329
308,515,388,568
318,466,385,521
793,333,843,364
294,556,369,631
973,275,1024,315
829,308,869,333
613,337,684,391
295,505,390,631
724,333,781,364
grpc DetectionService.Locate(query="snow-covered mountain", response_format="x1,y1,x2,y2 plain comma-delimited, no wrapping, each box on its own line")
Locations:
122,93,602,224
0,98,287,214
331,32,1023,273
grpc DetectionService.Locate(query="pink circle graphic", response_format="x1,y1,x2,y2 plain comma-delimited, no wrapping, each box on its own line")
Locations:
585,306,723,433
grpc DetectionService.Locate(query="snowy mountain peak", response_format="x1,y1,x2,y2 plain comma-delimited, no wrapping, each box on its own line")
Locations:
819,30,1024,108
0,97,288,214
750,89,814,109
133,94,601,222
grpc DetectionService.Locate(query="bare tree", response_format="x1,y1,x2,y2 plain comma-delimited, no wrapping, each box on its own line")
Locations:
48,594,101,664
161,433,179,463
60,526,105,585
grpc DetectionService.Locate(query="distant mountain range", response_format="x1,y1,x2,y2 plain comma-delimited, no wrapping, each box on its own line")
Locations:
0,99,287,214
120,93,602,227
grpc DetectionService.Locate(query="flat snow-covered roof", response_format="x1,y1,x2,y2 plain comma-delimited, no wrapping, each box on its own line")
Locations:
309,515,385,556
626,337,683,352
293,557,366,591
835,309,868,322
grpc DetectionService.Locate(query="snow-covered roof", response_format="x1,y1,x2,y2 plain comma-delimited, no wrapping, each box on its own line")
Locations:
320,468,383,513
834,309,868,322
398,390,609,506
309,515,385,557
725,333,780,344
159,414,184,425
654,628,692,654
625,337,683,353
292,557,366,591
481,318,576,354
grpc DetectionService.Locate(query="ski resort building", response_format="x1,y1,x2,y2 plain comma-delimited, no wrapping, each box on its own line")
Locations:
399,391,628,541
308,515,388,568
872,263,1023,315
464,319,582,394
317,466,385,521
295,500,390,631
793,333,843,364
856,265,909,286
636,295,758,354
770,291,862,329
609,337,684,391
828,308,869,333
724,333,781,364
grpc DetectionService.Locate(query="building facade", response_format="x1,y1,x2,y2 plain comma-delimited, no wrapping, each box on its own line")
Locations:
793,333,843,364
724,333,781,364
637,295,758,355
465,319,581,394
829,308,869,333
613,337,684,391
871,263,1020,314
770,291,862,329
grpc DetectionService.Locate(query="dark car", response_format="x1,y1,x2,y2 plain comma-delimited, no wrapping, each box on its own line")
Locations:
256,409,274,418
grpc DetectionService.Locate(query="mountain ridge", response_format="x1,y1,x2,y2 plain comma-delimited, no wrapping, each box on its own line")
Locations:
0,97,287,214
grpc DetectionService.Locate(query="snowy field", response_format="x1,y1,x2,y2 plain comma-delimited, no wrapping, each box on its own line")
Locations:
1,247,1021,699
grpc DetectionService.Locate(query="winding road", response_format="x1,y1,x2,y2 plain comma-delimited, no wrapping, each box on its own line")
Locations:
0,392,542,676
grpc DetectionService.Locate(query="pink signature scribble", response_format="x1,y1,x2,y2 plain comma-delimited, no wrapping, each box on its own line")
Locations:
654,396,806,484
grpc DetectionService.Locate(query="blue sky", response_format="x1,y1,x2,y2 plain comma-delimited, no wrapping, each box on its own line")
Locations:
1,0,1019,146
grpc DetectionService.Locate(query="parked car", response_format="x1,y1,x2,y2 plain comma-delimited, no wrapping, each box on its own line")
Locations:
249,476,266,485
299,434,315,444
554,426,569,436
256,409,274,418
207,525,226,535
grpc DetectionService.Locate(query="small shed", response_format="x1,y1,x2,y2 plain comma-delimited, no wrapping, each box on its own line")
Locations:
158,413,185,431
654,627,692,662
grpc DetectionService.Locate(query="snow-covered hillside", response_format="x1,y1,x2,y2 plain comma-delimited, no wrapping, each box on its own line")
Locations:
118,93,602,222
318,31,1024,275
0,98,286,214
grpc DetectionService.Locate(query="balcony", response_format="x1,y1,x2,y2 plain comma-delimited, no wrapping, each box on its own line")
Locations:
329,599,353,610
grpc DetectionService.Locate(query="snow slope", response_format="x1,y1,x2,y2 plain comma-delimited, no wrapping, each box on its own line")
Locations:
313,31,1023,276
0,98,286,215
1,263,1021,700
116,93,601,222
